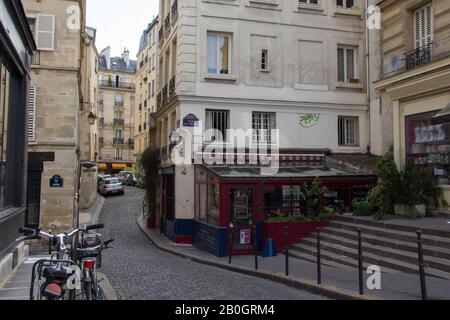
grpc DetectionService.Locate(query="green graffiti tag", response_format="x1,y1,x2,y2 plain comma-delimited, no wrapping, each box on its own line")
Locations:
299,114,320,128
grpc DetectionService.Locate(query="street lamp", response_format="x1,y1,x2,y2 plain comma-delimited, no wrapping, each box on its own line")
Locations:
169,130,181,145
87,111,97,126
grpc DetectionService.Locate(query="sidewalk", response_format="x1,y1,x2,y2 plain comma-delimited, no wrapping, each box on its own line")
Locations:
137,216,450,300
0,195,118,300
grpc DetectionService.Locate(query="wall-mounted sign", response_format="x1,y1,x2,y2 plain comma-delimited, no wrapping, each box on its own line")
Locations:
240,229,251,245
183,114,199,127
299,113,320,128
49,175,64,188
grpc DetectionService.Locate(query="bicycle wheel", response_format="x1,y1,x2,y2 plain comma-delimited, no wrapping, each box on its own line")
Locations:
83,281,92,300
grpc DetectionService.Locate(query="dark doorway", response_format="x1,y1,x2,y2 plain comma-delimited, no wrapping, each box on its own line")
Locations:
26,170,41,227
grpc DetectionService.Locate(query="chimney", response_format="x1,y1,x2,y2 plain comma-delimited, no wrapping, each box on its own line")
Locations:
122,47,130,68
100,46,111,69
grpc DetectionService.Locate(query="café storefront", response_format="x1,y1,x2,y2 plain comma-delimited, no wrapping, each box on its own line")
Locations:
160,154,377,257
0,0,35,259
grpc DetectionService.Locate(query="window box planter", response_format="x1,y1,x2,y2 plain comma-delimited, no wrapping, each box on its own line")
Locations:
261,220,330,253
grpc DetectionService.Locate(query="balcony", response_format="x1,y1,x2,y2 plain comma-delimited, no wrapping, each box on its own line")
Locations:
171,0,178,20
384,33,450,77
165,14,171,35
158,26,164,43
162,85,168,105
113,138,125,145
98,80,135,90
169,76,176,97
114,101,124,108
113,119,125,126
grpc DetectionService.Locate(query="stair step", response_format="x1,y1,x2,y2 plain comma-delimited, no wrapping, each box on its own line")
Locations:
292,241,450,280
334,215,450,238
300,235,450,273
314,228,450,261
329,220,450,249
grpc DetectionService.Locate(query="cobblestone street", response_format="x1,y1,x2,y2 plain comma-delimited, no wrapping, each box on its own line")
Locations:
99,187,328,300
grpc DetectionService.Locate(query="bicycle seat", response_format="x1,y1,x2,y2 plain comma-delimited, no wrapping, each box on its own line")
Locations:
43,265,73,281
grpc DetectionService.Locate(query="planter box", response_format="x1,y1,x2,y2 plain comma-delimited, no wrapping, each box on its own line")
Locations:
261,220,330,253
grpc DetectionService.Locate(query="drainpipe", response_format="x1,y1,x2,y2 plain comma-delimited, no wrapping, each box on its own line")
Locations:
365,0,372,155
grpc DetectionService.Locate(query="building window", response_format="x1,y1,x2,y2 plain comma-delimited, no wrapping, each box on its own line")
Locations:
336,0,355,9
338,46,358,83
414,3,433,49
338,116,359,146
207,33,231,75
261,49,268,71
252,112,276,144
299,0,320,6
115,93,124,106
115,148,122,160
0,64,10,210
205,110,230,142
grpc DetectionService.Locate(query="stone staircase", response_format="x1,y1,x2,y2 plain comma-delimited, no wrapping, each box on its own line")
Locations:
290,216,450,280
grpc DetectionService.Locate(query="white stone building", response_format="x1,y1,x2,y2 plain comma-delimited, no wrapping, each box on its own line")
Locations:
154,0,378,249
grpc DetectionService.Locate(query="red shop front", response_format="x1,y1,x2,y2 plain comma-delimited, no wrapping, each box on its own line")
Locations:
193,164,377,255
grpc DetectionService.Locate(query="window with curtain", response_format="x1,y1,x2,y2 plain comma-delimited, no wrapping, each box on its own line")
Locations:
207,33,231,74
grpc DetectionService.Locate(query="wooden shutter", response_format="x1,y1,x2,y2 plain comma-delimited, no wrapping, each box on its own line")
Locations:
36,14,55,51
28,85,37,143
414,3,433,49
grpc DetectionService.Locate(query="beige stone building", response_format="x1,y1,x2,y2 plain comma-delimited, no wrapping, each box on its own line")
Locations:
24,0,96,230
79,26,100,210
98,47,137,173
135,17,159,157
154,0,378,245
375,0,450,209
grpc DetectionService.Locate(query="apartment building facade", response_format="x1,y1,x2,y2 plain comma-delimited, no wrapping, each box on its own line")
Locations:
375,0,450,210
98,47,137,173
79,26,99,209
24,0,93,231
135,17,159,158
154,0,377,250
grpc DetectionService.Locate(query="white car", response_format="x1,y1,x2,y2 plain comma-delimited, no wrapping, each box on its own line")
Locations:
99,178,124,196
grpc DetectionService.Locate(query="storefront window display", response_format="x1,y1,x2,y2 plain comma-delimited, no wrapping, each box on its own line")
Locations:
263,185,304,218
195,166,220,226
406,110,450,185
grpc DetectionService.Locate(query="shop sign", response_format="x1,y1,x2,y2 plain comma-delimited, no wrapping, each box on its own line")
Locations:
240,229,251,245
49,175,64,188
299,113,320,128
183,114,199,127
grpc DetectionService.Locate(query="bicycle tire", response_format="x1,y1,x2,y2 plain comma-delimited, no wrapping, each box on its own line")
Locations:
84,281,92,300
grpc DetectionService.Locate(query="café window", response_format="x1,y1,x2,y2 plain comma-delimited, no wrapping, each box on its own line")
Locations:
0,63,10,210
195,166,220,226
405,110,450,185
263,185,305,218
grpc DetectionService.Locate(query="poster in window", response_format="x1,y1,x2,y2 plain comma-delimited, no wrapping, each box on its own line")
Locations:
240,229,251,245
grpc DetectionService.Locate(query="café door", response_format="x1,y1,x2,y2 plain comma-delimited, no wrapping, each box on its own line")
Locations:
227,186,259,254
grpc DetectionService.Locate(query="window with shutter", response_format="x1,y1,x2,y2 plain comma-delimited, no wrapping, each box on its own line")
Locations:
36,14,55,51
28,85,37,144
414,3,433,49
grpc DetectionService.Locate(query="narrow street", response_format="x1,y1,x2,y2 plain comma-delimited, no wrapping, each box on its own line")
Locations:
99,187,328,300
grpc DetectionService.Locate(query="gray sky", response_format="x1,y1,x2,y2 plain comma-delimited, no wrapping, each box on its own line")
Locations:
86,0,159,59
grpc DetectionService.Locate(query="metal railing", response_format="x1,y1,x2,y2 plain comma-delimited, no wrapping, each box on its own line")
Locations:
158,26,164,43
384,33,450,77
113,119,125,126
113,138,125,145
157,92,162,109
169,76,176,97
98,80,136,90
171,0,178,19
165,14,171,34
162,85,168,105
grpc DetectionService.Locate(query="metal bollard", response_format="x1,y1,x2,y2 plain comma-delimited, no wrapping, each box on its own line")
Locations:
253,226,258,270
285,226,289,277
317,228,322,285
417,230,428,300
229,227,235,265
358,228,364,295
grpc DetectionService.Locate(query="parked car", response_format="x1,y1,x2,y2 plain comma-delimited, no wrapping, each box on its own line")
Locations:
99,177,124,196
97,174,112,192
124,174,138,186
118,171,133,183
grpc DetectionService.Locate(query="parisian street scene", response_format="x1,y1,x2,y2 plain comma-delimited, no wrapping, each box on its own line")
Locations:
1,0,450,308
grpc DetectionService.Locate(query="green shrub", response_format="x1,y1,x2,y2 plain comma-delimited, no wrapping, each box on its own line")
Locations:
352,199,375,217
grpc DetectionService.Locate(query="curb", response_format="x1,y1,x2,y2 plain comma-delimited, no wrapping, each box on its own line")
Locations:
136,215,378,301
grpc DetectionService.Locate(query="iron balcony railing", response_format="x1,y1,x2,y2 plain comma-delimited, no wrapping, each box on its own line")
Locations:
114,101,124,107
406,43,433,70
157,92,162,109
169,76,176,97
162,85,168,105
113,119,125,126
158,26,164,43
98,80,136,90
113,138,125,145
171,0,178,19
165,14,171,34
384,33,450,77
